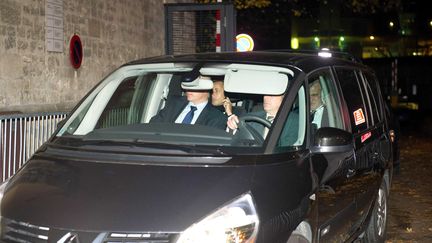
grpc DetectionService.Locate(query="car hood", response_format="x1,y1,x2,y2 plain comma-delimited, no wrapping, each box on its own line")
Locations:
2,154,255,232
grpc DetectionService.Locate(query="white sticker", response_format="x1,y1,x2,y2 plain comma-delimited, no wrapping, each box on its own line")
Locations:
353,108,366,125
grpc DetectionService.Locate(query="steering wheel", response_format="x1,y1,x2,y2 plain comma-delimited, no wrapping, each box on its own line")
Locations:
235,115,272,145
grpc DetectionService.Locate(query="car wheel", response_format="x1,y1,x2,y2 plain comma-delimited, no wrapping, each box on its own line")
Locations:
364,180,388,242
287,221,312,243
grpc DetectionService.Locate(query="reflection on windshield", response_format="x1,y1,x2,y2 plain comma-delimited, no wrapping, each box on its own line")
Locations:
57,63,303,150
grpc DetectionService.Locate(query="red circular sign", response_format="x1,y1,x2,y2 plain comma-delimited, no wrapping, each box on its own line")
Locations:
69,34,83,69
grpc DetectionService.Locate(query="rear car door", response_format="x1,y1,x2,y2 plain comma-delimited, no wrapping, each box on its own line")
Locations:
334,67,383,236
354,71,391,219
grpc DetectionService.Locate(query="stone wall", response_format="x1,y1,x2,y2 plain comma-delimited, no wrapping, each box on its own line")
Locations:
0,0,169,113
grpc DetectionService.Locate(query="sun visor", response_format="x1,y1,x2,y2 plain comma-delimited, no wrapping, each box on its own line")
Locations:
224,69,289,95
181,76,214,90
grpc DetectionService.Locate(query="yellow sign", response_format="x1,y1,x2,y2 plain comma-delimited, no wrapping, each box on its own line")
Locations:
236,34,254,52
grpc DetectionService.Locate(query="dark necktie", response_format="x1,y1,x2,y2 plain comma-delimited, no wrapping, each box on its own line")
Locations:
310,110,316,121
264,115,275,137
267,116,275,123
182,106,197,124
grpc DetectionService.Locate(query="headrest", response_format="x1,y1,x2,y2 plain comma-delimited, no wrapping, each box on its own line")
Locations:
181,76,213,90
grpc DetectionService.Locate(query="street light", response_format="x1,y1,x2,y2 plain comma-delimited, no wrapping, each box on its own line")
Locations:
389,21,394,28
291,37,299,50
430,20,432,27
313,36,320,49
338,36,345,50
369,35,375,40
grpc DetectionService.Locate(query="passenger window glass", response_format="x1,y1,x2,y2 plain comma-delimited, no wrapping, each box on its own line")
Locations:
363,72,383,123
307,70,344,135
277,86,306,148
336,68,368,133
96,75,153,128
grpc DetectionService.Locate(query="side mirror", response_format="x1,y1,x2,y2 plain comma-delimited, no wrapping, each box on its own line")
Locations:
311,127,353,153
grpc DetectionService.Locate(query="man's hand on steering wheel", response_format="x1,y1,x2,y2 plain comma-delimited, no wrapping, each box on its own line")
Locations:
227,114,272,144
227,114,240,130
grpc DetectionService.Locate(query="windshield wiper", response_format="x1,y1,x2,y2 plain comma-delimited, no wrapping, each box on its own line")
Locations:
135,140,229,155
77,138,228,155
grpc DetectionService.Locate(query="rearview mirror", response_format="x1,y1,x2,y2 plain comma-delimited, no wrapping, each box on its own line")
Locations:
311,127,353,153
181,76,213,90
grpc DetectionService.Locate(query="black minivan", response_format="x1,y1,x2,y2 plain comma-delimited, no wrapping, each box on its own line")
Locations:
0,51,393,243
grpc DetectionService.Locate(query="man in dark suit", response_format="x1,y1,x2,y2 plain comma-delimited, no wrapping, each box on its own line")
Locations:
150,83,226,130
227,94,299,146
211,80,245,117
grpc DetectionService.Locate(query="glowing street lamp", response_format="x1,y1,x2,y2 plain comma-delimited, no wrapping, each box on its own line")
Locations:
369,35,375,40
313,36,320,49
338,36,345,50
389,21,394,28
291,37,299,49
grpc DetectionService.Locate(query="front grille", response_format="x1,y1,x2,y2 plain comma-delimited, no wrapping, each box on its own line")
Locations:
1,217,179,243
104,232,177,243
1,218,49,243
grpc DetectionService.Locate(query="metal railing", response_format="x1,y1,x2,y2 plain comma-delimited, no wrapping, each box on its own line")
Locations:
0,112,67,182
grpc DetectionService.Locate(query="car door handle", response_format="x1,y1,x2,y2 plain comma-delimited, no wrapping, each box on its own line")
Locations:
346,168,356,178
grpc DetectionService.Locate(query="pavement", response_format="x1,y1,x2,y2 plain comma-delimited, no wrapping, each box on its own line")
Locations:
386,131,432,242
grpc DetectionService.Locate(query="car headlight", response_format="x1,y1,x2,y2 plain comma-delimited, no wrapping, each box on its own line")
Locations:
176,193,259,243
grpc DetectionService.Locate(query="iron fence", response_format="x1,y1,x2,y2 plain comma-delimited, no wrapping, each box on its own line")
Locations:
0,112,67,182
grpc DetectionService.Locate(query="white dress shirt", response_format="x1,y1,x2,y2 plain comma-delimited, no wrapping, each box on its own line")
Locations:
175,101,208,124
312,105,324,128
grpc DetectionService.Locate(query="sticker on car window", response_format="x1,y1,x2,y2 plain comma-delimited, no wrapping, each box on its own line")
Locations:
353,108,366,125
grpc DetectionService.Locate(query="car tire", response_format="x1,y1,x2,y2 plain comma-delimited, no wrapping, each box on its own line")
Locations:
287,221,312,243
364,180,388,243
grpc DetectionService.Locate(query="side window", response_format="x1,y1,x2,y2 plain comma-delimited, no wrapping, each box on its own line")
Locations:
307,69,344,134
96,75,152,128
335,68,368,134
277,85,306,148
362,72,383,124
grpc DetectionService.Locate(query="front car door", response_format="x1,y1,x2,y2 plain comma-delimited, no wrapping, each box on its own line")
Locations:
306,68,359,242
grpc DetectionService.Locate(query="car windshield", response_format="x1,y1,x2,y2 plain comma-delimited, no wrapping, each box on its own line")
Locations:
56,62,303,152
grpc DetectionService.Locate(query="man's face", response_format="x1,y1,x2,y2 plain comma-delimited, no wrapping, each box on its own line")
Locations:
310,82,322,111
186,90,209,105
263,95,284,116
211,81,225,106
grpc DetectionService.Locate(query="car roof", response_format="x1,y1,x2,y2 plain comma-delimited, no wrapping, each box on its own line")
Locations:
125,51,370,74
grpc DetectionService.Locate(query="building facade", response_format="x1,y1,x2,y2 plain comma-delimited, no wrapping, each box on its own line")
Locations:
0,0,180,113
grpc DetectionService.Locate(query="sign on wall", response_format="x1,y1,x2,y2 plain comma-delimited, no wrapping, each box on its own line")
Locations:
45,0,64,52
69,35,83,69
